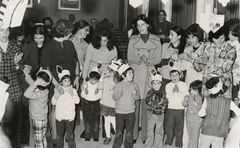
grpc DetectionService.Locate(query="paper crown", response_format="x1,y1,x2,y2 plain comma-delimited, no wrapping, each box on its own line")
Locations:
150,69,162,81
109,59,122,71
91,61,102,74
0,0,28,29
205,77,223,95
56,65,70,81
36,67,53,84
169,65,180,72
117,63,131,75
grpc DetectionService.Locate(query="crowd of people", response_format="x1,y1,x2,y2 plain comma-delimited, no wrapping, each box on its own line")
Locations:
1,10,240,148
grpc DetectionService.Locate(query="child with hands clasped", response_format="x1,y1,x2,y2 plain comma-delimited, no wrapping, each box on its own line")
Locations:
182,80,203,148
51,66,80,148
81,63,103,142
99,60,121,144
112,62,140,148
24,67,52,148
145,69,168,148
164,67,188,148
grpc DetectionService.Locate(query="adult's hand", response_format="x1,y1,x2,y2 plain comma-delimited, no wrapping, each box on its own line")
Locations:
73,76,80,91
55,83,64,94
14,52,23,65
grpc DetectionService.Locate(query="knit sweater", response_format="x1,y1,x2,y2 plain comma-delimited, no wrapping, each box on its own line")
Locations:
24,83,49,121
201,96,231,138
52,87,80,121
81,81,102,101
113,81,140,114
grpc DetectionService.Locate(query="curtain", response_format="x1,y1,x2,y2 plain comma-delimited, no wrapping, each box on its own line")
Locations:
214,0,239,22
171,0,197,29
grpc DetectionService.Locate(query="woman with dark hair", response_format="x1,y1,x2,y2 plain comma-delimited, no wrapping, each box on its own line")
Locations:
82,27,117,81
41,19,79,146
71,20,90,71
127,14,162,144
157,26,186,86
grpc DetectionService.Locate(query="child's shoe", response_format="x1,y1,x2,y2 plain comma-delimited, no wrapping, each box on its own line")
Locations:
103,138,111,144
93,138,99,142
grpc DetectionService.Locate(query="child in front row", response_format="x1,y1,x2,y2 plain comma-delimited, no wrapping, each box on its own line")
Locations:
182,80,203,148
51,66,80,148
81,63,103,142
112,62,140,148
164,67,188,148
100,60,122,144
145,69,168,148
24,67,52,148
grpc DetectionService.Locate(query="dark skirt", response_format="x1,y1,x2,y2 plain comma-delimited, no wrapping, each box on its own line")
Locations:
100,104,115,116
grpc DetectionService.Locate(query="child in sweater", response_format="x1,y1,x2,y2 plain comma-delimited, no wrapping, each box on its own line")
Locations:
145,69,168,148
99,60,121,144
112,62,140,148
51,66,80,148
24,67,52,148
182,80,203,148
81,63,103,142
164,67,188,148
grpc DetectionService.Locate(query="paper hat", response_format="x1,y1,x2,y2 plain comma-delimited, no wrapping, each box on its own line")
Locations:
109,59,122,71
56,65,70,81
205,77,223,95
117,63,131,75
36,67,53,85
0,0,28,29
150,69,162,81
169,65,180,73
91,61,102,74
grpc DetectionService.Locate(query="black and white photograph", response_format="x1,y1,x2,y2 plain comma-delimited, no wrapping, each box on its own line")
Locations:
0,0,240,148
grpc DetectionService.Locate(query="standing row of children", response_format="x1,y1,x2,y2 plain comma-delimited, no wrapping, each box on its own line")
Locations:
22,56,208,148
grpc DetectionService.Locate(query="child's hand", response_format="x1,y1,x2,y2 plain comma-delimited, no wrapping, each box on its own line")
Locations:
23,65,32,75
54,88,61,99
84,86,88,95
140,55,148,63
173,84,179,93
34,78,47,86
95,88,99,94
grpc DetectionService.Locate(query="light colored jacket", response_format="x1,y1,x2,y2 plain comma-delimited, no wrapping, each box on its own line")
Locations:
127,34,162,99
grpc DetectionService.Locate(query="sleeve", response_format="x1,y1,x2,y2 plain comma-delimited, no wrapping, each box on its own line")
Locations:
145,89,154,106
161,43,169,59
96,89,103,99
112,46,118,60
182,83,189,97
132,83,140,100
165,84,172,100
193,96,203,110
51,88,61,105
24,73,34,85
127,37,141,64
79,44,89,70
182,95,189,107
40,42,52,68
72,89,80,104
24,83,42,99
147,38,162,65
112,83,123,101
230,101,240,117
82,44,93,79
80,87,87,98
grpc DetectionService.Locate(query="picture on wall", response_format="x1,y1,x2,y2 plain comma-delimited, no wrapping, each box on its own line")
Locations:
27,0,33,8
58,0,81,10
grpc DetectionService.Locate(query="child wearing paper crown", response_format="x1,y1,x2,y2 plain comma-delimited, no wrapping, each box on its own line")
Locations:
99,59,121,144
81,62,103,142
23,67,52,148
51,66,80,148
144,69,168,148
182,80,203,148
112,61,140,148
164,67,188,148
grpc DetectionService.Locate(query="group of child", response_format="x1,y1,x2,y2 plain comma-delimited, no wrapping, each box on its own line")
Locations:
22,55,239,148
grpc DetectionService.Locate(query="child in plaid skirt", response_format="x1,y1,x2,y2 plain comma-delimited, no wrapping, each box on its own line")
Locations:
24,67,52,148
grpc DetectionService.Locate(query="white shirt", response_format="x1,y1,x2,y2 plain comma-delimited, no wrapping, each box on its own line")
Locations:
166,81,188,109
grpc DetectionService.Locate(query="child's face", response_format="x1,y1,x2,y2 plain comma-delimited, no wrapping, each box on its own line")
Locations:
170,71,180,83
89,78,98,84
190,88,198,95
152,80,162,91
125,69,133,82
61,77,71,87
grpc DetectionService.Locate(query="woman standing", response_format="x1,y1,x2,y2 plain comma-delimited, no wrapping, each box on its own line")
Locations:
41,19,80,146
127,14,162,143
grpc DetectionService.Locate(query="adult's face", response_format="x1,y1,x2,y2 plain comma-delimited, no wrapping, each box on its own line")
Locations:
44,20,52,27
169,30,180,44
76,26,90,39
34,34,44,45
158,12,166,22
137,20,149,35
101,36,108,47
0,28,10,42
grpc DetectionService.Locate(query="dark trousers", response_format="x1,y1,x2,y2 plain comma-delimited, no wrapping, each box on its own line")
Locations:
113,112,135,148
164,109,184,147
82,99,100,139
56,120,76,148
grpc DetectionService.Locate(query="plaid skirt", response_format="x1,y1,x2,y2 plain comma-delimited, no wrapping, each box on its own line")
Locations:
100,104,115,116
